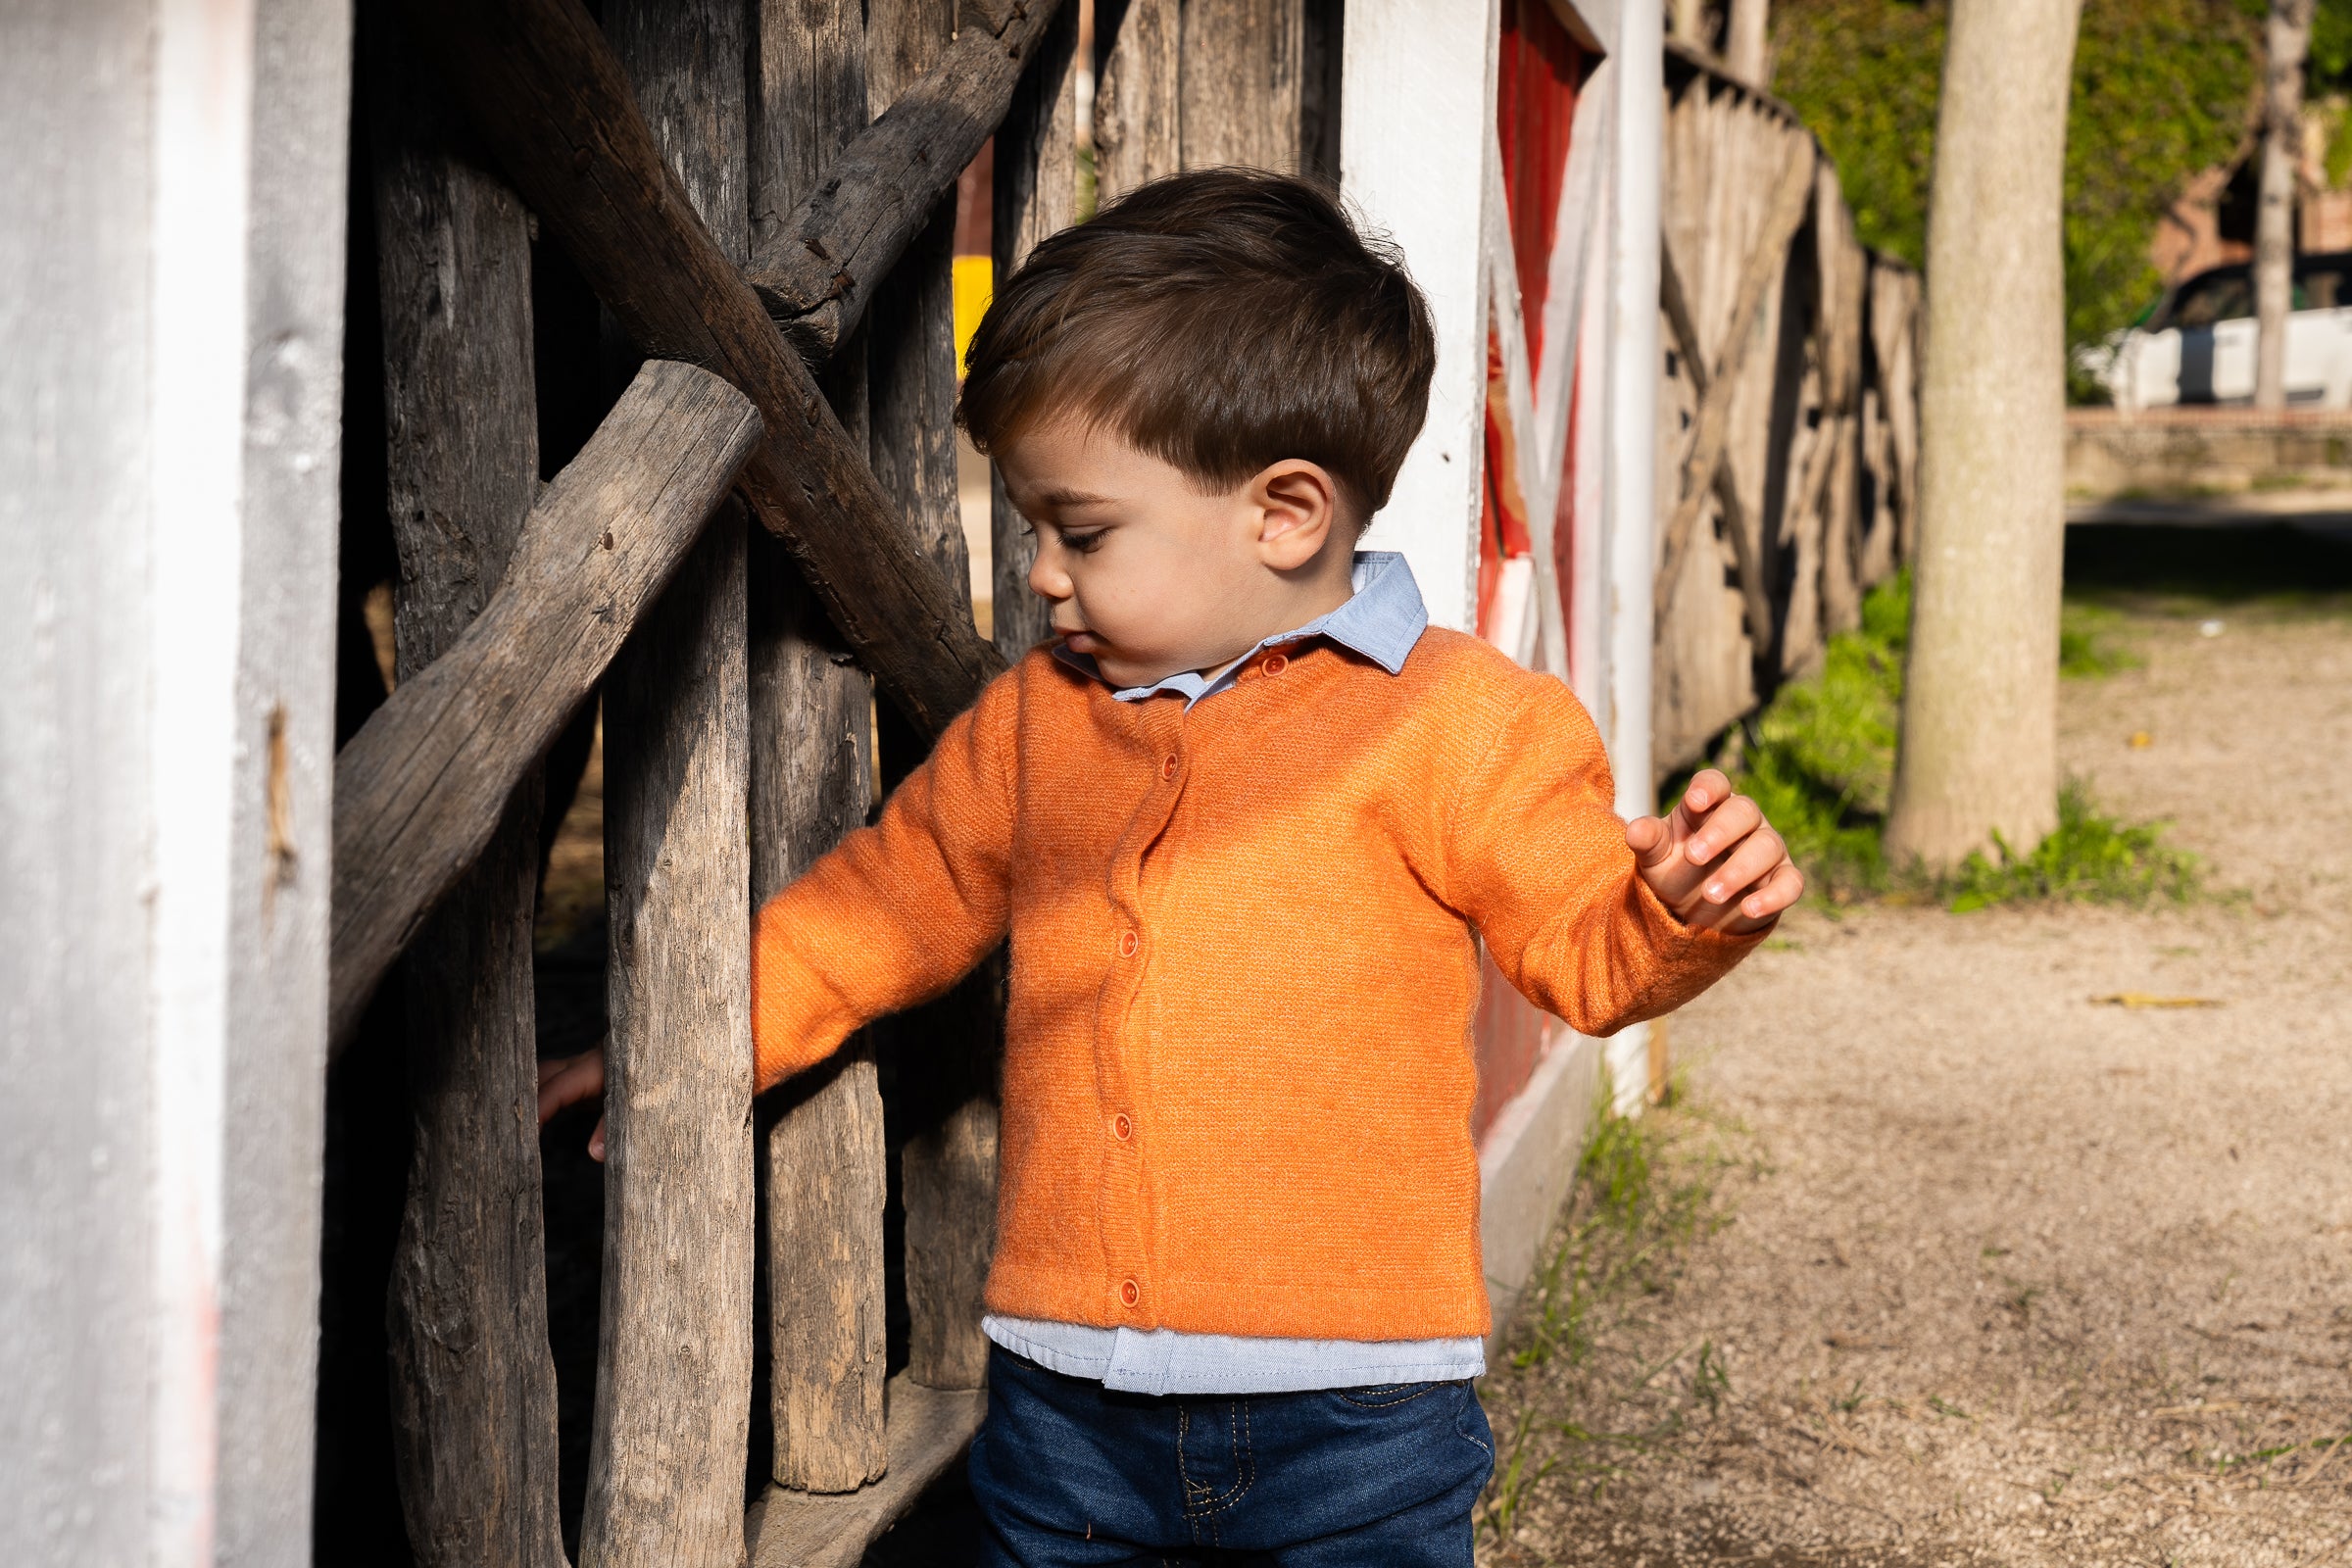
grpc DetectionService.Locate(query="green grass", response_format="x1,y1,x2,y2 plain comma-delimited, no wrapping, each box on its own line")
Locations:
1708,572,2190,910
1481,1090,1755,1543
1944,781,2200,912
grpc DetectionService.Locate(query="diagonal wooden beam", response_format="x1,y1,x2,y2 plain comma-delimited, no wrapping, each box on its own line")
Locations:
1653,141,1816,646
398,0,1006,738
1658,225,1772,652
329,361,762,1057
747,0,1069,365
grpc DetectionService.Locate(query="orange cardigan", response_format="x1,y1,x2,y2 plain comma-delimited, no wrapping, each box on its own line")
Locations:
752,630,1762,1341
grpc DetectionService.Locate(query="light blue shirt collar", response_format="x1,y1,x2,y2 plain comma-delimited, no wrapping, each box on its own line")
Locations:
1052,550,1429,709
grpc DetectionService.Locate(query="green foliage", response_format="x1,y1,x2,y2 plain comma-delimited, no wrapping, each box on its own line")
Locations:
1769,0,1945,270
1710,573,2180,906
1724,572,1912,899
1943,780,2201,911
2059,599,2138,677
2315,0,2352,93
1772,0,2263,400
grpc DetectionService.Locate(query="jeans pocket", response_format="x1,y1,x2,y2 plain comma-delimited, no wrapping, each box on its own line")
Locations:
1332,1380,1448,1409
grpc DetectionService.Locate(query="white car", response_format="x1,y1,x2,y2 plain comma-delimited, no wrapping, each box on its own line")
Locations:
2098,253,2352,410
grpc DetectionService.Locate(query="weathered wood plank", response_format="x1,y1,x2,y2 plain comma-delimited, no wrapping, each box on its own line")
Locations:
744,1376,991,1568
367,19,567,1566
1659,223,1772,653
865,0,1003,1397
989,0,1083,658
584,6,759,1564
1179,0,1304,173
744,0,1070,361
1094,0,1181,206
399,0,1005,737
1653,138,1814,631
750,0,891,1495
589,521,757,1568
327,361,760,1054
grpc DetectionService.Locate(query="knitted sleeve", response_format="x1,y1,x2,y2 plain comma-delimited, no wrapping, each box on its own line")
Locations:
1443,678,1767,1037
750,667,1019,1092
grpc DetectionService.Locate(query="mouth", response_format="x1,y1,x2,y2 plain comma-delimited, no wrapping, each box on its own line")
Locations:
1055,627,1099,653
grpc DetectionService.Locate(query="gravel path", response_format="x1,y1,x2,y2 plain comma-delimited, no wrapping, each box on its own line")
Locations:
1482,601,2352,1568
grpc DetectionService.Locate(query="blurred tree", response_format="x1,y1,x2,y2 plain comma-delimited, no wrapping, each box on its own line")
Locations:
1774,0,2261,402
2256,0,2315,408
1885,0,2082,869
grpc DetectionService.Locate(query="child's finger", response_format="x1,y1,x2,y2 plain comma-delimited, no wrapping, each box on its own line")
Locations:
588,1115,608,1163
1682,792,1762,868
1678,768,1732,822
1701,827,1788,903
1624,813,1678,868
535,1051,606,1125
1737,861,1805,922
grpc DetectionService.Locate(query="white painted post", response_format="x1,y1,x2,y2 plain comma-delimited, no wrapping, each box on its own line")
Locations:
0,2,350,1563
1600,0,1663,1114
1339,0,1503,632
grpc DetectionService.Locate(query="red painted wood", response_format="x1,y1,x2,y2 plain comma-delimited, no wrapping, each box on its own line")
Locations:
1474,0,1592,1137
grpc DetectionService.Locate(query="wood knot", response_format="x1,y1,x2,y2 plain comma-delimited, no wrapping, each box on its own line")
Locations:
601,529,615,551
571,145,593,174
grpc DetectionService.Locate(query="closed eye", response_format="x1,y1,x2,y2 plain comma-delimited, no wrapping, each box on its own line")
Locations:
1059,528,1107,555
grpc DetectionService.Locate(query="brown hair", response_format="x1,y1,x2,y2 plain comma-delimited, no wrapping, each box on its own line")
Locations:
956,168,1437,521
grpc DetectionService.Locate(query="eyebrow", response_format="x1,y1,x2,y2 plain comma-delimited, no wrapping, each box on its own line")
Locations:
1032,486,1115,510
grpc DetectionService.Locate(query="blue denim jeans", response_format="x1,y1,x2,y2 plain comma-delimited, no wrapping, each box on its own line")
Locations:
967,1345,1495,1566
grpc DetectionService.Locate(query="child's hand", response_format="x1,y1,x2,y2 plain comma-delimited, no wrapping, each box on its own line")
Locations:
1625,768,1802,934
536,1045,608,1162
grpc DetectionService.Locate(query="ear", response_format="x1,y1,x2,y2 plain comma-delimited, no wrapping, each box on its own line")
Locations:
1249,460,1343,571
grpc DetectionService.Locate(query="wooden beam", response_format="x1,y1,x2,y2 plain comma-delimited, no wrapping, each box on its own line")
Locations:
1094,0,1181,207
584,7,759,1565
865,0,1003,1397
398,0,1004,737
327,361,760,1056
1652,142,1814,642
366,19,567,1566
750,0,891,1495
745,0,1066,364
744,1375,990,1568
988,0,1083,658
1179,0,1305,172
1658,226,1771,653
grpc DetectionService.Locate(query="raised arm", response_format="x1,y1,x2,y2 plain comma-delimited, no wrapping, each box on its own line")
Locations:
1444,682,1767,1037
751,671,1018,1090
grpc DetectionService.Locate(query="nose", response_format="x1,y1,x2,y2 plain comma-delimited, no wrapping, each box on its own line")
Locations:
1027,540,1072,604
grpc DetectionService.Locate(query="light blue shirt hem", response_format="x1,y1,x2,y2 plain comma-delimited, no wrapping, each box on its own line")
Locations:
981,1314,1488,1397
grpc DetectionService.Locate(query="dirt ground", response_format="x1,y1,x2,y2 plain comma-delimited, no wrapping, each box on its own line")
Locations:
1480,584,2352,1565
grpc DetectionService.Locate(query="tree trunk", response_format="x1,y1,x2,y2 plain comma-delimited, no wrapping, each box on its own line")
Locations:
2256,0,2314,412
1724,0,1770,85
1885,0,2083,870
748,0,892,1494
587,2,758,1563
368,19,568,1567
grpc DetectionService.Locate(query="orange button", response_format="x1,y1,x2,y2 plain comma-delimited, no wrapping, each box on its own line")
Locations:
1119,1278,1141,1307
1112,1112,1133,1141
1263,653,1289,675
1161,755,1178,780
1118,930,1139,957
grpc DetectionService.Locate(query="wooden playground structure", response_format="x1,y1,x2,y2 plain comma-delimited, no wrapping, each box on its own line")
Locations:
0,1,1917,1564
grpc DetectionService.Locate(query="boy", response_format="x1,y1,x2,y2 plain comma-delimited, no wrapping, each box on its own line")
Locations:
542,169,1798,1564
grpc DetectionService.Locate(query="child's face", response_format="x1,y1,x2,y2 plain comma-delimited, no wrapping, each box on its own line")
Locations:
995,416,1353,689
